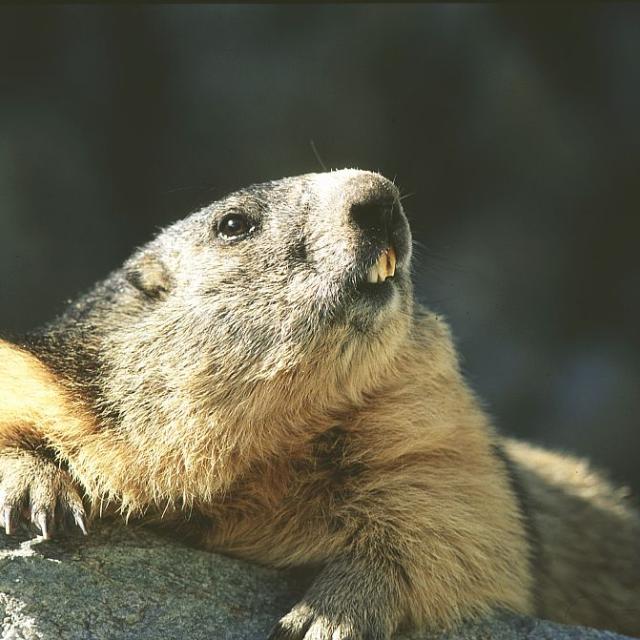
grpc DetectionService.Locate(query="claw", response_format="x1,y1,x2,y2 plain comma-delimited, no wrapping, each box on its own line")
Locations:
35,512,51,540
74,512,88,535
268,615,313,640
4,506,14,535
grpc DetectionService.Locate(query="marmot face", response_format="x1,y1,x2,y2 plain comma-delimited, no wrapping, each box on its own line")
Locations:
118,169,413,411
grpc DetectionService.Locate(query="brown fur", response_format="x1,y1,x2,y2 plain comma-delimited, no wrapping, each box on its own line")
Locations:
0,170,638,638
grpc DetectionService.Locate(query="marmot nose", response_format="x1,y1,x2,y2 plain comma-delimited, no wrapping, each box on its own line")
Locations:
349,196,397,240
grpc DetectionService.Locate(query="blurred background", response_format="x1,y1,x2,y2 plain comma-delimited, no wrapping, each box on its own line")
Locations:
1,5,639,491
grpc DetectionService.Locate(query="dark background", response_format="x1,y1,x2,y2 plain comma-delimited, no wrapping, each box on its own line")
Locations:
1,5,639,491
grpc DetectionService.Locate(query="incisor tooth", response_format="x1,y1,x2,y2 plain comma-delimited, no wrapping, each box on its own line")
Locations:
377,255,387,282
387,246,397,277
374,247,397,283
367,247,397,284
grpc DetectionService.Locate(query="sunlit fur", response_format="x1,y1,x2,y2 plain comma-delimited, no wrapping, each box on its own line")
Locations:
0,170,638,638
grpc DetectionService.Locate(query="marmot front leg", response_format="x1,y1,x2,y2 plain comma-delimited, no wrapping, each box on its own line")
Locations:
0,340,90,539
0,448,87,539
268,551,403,640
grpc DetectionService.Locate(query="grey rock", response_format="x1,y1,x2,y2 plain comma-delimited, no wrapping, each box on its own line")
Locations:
0,522,634,640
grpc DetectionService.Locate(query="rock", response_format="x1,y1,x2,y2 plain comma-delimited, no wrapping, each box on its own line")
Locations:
0,522,633,640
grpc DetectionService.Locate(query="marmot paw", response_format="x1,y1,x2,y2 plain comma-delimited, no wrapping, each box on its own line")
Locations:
0,450,88,539
267,602,390,640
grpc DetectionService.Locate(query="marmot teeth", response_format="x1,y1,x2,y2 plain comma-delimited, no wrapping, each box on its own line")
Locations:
386,246,397,277
367,247,397,283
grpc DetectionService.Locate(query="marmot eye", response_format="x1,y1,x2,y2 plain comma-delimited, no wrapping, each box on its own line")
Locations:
217,212,251,239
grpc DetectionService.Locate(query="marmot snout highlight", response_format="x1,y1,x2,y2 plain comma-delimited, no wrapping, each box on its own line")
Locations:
1,169,638,639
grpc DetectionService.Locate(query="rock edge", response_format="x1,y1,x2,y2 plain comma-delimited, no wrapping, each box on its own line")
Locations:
0,522,634,640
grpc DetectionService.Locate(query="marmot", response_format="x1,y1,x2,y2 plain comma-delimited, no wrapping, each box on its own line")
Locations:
0,170,638,639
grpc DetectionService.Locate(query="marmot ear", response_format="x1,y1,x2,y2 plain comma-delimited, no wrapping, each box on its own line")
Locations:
124,251,173,300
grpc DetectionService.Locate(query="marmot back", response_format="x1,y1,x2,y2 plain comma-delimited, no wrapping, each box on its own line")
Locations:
1,170,638,639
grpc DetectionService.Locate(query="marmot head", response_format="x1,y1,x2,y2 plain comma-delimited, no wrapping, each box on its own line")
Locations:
109,170,413,422
43,170,417,496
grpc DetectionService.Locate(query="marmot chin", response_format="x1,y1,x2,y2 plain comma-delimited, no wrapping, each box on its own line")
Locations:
0,170,638,639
